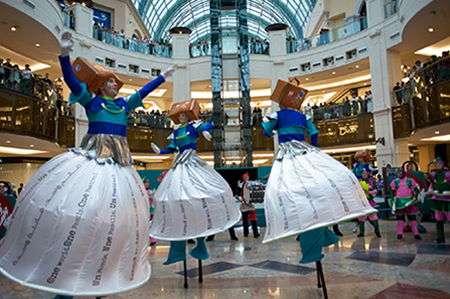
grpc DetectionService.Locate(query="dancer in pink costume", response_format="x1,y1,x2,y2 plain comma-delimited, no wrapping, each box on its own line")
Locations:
357,170,381,238
390,168,422,240
143,178,157,246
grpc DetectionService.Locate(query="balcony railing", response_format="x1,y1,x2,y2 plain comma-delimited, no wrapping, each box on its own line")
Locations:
190,39,269,58
287,16,367,54
91,27,173,58
392,78,450,138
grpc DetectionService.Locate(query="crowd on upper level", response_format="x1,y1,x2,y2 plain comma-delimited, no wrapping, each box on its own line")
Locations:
393,51,450,106
0,58,71,116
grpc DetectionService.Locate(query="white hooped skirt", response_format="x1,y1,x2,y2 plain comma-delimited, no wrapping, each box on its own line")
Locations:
149,150,241,241
263,141,377,244
0,151,150,296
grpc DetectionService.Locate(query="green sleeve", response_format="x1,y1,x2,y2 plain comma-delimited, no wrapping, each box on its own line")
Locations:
305,119,319,137
68,82,92,107
127,91,144,111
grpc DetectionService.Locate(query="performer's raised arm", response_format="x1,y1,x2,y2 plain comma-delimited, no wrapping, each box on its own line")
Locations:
59,31,82,96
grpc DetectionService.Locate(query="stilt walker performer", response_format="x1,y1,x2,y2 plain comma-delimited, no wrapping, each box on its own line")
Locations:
390,168,422,240
428,158,450,244
150,100,240,285
262,79,376,298
0,32,176,298
357,169,381,237
144,178,157,246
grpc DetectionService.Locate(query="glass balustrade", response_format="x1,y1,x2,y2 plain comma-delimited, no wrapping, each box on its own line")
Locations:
287,16,367,54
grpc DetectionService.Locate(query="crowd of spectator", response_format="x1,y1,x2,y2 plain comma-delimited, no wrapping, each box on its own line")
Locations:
92,23,172,57
190,39,210,57
249,38,269,55
302,91,373,121
393,51,450,106
131,109,172,128
0,58,71,117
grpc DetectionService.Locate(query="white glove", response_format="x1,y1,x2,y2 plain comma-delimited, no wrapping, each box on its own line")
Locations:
162,64,177,79
61,31,74,57
202,131,212,141
151,142,161,154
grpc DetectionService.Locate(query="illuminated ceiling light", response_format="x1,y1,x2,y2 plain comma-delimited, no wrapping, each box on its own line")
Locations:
131,155,170,160
11,26,17,31
322,145,376,154
30,144,34,147
364,83,367,85
129,79,132,81
428,27,434,32
305,78,309,80
0,146,47,155
307,75,371,91
332,72,335,75
6,140,11,144
435,131,440,134
420,134,450,142
35,43,40,47
355,65,359,68
179,31,182,34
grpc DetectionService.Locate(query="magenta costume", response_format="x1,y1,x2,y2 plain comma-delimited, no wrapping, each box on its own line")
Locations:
390,170,422,240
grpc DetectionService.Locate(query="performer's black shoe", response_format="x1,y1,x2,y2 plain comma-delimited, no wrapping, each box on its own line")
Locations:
244,234,249,237
230,236,239,241
187,239,196,244
206,236,215,242
414,235,422,241
333,227,344,237
254,234,260,238
150,242,156,246
434,238,445,244
357,234,364,237
397,234,403,240
375,232,381,238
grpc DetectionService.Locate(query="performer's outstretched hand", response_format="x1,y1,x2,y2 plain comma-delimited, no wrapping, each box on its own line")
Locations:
202,131,212,141
151,142,161,154
162,64,177,79
61,31,74,57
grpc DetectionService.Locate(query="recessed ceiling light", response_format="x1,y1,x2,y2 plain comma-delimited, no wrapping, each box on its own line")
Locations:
30,144,34,147
332,72,335,74
322,91,325,93
11,26,17,31
355,65,359,68
36,43,40,47
6,140,11,144
435,131,440,134
364,83,367,85
129,79,132,81
428,27,434,32
305,78,309,80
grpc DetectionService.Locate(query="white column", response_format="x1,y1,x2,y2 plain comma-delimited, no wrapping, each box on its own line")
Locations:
66,3,93,38
267,25,289,154
170,31,191,104
367,0,407,169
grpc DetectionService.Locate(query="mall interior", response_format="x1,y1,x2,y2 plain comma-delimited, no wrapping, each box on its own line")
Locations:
1,0,450,298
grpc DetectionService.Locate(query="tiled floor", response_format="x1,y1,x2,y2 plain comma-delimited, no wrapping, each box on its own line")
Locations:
1,220,450,298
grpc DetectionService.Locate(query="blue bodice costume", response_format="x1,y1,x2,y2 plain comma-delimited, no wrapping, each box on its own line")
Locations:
160,122,213,154
262,109,318,146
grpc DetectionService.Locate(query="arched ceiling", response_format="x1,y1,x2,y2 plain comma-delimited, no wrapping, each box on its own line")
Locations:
132,0,317,43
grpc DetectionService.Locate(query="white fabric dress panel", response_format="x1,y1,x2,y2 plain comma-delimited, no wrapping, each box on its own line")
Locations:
0,149,150,296
149,150,240,241
263,141,376,243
